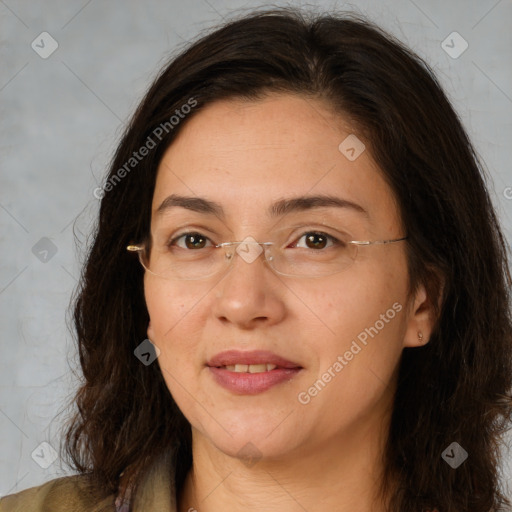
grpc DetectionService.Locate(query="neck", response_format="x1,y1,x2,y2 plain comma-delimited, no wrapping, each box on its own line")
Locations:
178,408,396,512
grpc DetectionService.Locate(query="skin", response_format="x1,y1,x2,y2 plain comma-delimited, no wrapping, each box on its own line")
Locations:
144,93,436,512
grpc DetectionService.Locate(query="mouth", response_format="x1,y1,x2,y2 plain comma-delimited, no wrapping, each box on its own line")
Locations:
207,349,301,369
206,350,303,394
220,363,280,373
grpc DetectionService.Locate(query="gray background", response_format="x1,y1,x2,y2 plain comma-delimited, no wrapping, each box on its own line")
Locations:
1,0,511,500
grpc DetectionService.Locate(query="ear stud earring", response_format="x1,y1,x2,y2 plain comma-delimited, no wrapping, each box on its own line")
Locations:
418,331,424,342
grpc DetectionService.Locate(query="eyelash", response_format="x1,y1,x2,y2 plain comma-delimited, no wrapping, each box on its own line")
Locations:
166,230,346,250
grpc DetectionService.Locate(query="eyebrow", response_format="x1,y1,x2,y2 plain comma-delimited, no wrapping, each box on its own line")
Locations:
155,193,368,219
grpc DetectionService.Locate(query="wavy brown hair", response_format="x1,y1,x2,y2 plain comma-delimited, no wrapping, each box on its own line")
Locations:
59,7,512,511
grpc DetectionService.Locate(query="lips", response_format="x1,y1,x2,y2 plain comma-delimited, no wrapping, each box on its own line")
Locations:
206,350,302,395
206,350,301,369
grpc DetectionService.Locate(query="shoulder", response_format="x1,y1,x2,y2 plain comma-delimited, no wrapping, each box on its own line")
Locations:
0,474,115,512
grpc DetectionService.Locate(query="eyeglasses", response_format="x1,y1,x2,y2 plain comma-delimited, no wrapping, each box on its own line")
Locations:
127,228,407,280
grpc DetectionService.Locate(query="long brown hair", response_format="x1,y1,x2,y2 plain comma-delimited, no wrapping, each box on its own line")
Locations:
59,7,512,511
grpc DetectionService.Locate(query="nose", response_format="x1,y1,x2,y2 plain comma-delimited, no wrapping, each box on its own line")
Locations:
211,242,286,329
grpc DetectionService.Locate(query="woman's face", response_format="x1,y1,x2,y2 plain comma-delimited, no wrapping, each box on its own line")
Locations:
145,93,430,462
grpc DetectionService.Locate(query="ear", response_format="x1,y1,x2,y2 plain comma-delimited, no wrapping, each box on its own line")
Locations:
147,319,155,343
402,281,438,348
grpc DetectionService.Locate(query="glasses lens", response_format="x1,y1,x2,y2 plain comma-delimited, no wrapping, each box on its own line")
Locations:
137,231,359,279
267,236,358,277
140,242,228,280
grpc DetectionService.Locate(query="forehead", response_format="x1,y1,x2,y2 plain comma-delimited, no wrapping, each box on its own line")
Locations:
152,94,402,233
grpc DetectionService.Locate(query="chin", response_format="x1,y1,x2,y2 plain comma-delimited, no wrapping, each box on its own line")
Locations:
194,414,305,463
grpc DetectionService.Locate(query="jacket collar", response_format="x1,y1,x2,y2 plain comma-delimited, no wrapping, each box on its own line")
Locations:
117,450,178,512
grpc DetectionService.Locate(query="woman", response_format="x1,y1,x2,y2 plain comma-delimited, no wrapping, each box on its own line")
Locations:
1,7,511,512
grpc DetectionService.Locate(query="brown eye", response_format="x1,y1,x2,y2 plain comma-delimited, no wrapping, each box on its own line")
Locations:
294,231,339,250
170,232,213,250
305,233,328,249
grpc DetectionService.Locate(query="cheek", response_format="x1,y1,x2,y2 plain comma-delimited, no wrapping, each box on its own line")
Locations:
299,275,406,422
144,280,216,430
144,280,203,368
304,261,409,389
145,278,202,332
311,267,406,335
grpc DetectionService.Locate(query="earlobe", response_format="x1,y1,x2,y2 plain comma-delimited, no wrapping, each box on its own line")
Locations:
403,283,435,348
147,319,155,342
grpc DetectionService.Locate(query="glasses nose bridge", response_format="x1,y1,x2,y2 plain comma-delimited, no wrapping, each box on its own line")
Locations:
220,240,275,272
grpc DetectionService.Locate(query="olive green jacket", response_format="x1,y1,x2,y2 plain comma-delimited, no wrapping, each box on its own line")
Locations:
0,451,178,512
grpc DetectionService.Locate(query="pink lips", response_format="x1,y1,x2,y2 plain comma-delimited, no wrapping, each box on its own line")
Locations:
206,350,302,395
